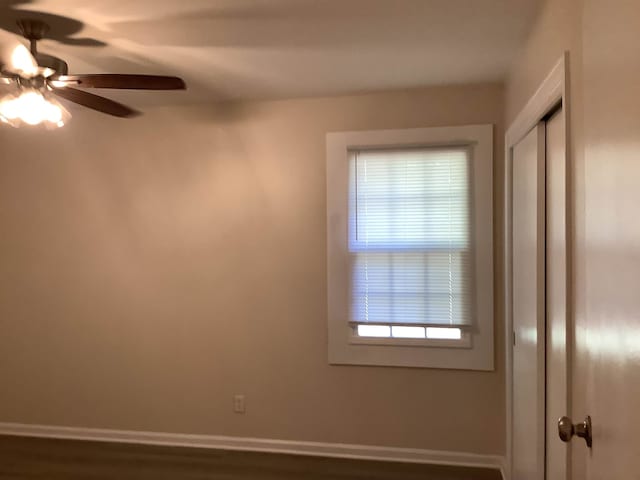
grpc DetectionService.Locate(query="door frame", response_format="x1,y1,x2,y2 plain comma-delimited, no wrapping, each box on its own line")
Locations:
504,53,571,479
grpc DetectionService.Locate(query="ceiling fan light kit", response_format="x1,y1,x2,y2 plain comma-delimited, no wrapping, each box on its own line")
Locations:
0,19,186,129
0,89,69,128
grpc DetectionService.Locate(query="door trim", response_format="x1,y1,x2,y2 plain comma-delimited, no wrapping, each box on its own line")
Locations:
504,53,570,480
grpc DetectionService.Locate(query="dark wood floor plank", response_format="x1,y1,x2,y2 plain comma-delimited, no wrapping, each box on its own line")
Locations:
0,435,501,480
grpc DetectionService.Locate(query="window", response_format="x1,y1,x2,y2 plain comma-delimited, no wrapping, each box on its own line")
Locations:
350,146,472,342
326,125,493,370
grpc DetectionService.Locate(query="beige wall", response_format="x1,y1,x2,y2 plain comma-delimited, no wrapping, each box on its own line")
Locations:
0,84,505,455
505,0,583,125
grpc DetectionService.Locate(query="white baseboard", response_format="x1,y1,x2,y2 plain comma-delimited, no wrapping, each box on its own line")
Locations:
0,422,505,477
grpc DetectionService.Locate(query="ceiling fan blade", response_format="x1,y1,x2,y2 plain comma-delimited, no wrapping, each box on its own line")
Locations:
51,87,140,118
52,74,186,90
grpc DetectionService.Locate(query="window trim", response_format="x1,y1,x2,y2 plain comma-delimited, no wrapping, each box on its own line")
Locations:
326,125,494,370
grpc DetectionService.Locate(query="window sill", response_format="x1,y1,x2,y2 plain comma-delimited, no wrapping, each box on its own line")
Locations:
329,325,493,371
348,334,472,349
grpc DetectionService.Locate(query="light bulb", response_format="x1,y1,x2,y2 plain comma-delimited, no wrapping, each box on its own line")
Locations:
10,45,38,77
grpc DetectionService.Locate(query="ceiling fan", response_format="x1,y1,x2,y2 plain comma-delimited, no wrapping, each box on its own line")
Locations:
0,18,186,128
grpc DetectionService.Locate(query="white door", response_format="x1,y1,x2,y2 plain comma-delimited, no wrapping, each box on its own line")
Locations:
577,1,640,478
511,110,569,480
512,122,546,480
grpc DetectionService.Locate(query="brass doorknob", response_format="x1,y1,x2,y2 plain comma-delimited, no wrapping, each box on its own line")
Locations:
558,416,592,447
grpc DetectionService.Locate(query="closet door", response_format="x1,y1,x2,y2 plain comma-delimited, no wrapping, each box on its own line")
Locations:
545,109,569,480
512,122,546,480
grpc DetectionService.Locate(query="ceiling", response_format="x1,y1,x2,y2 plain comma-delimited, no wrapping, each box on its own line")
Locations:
0,0,541,105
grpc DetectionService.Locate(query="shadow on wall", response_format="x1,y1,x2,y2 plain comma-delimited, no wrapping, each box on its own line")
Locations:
0,0,105,46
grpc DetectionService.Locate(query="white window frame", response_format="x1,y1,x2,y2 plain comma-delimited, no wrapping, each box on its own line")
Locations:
326,125,494,370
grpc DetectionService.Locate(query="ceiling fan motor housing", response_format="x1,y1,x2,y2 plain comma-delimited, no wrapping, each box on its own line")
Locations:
17,74,46,90
16,19,50,41
34,53,69,76
15,19,69,76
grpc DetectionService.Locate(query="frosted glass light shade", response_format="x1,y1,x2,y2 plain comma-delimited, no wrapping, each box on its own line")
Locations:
0,89,70,129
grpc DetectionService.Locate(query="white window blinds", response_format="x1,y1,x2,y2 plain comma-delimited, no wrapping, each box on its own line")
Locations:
348,146,473,328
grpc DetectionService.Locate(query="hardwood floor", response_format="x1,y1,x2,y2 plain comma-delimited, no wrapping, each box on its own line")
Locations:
0,435,501,479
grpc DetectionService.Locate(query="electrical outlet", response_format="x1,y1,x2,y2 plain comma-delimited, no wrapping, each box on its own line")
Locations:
233,394,245,414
